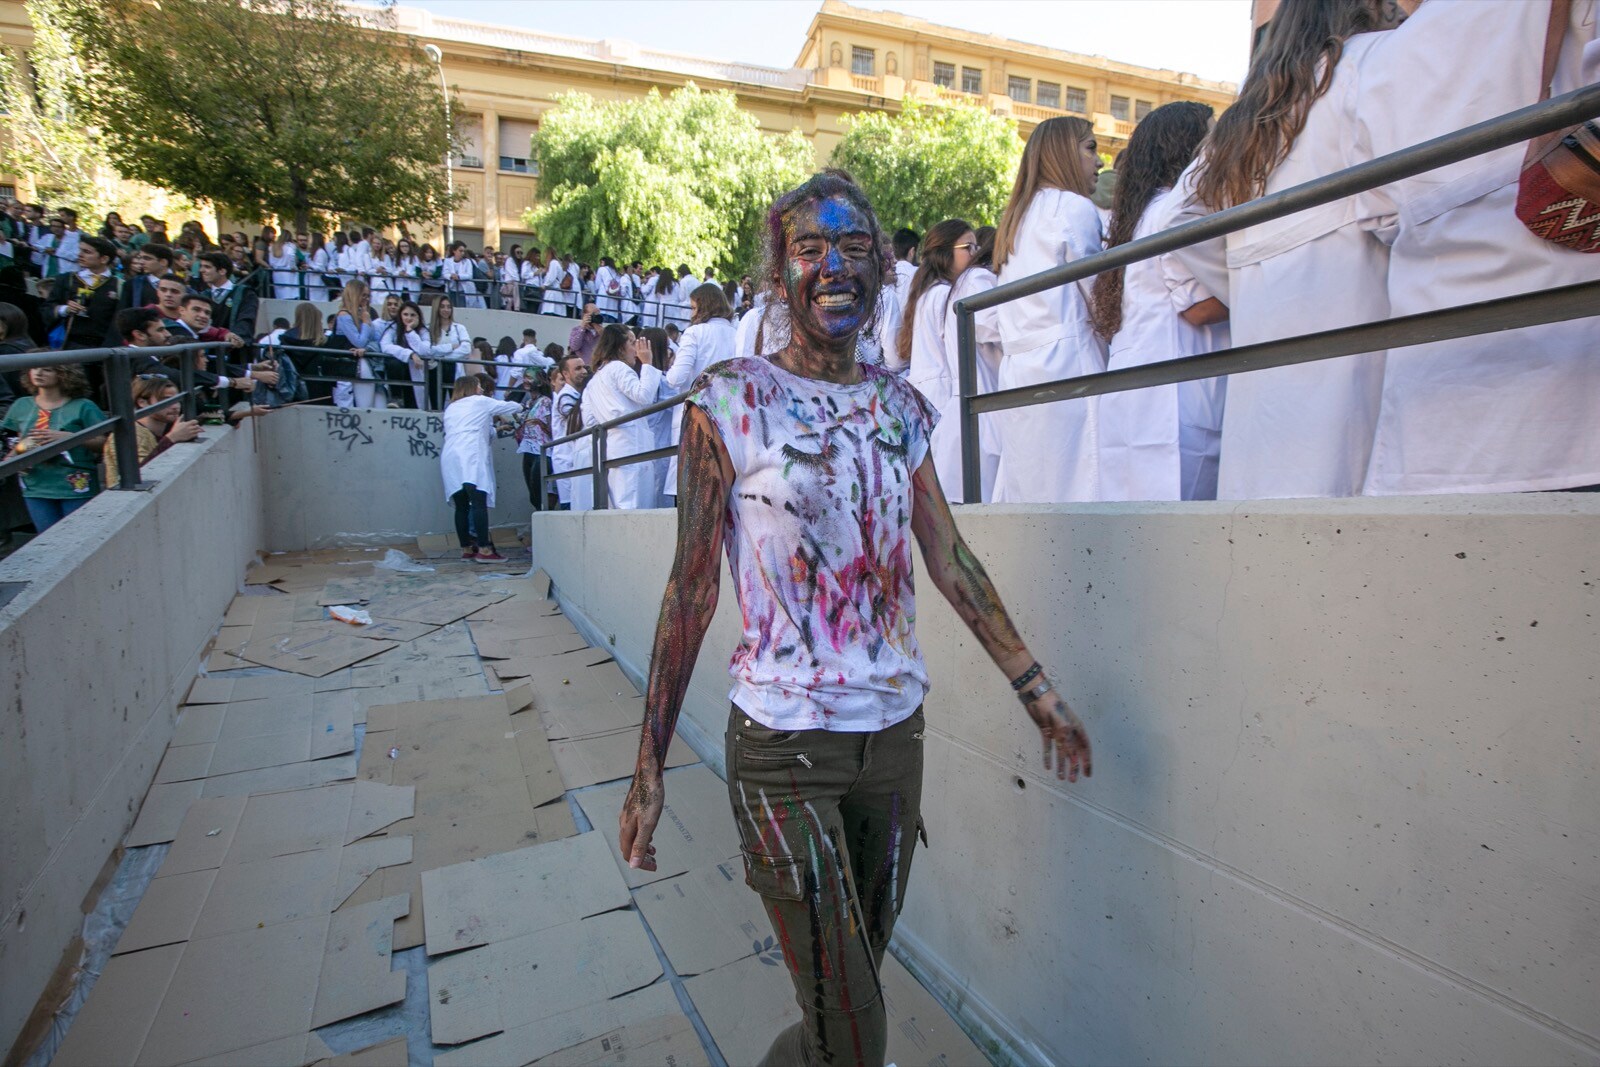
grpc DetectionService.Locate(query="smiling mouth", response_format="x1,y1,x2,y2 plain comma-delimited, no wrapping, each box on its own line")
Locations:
814,292,857,309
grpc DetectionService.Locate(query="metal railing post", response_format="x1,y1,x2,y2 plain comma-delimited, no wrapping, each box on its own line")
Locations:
178,346,198,420
591,429,608,510
104,348,142,490
534,451,546,511
956,306,981,504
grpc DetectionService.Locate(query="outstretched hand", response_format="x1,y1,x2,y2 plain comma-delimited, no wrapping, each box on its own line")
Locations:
1025,690,1092,782
617,767,664,871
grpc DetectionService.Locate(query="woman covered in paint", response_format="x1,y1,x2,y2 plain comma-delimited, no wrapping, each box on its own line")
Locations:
1089,100,1228,502
619,173,1092,1067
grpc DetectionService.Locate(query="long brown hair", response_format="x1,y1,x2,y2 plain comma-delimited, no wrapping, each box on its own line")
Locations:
895,219,971,367
1089,102,1214,340
688,282,732,326
992,116,1096,273
290,301,322,341
1191,0,1397,210
592,323,633,372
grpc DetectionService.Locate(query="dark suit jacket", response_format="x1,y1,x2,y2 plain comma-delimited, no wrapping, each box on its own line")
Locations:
201,282,258,340
120,273,159,312
48,271,121,347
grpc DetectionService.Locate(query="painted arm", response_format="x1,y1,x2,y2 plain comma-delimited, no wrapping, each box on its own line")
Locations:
909,454,1091,781
620,403,732,870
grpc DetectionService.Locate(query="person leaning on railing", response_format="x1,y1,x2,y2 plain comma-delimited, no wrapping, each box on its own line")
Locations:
100,373,201,486
1,360,107,532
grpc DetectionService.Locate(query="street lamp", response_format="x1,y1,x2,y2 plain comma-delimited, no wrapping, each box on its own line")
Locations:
423,43,454,246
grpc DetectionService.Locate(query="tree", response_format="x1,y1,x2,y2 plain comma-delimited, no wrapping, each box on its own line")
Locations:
527,85,811,275
830,98,1023,234
51,0,459,232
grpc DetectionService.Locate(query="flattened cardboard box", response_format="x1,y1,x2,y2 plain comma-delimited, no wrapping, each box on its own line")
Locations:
420,831,630,955
186,672,314,706
685,949,988,1067
576,764,743,888
428,910,662,1045
435,983,694,1067
54,893,409,1067
155,695,355,784
526,1006,711,1067
631,858,768,977
237,627,398,677
551,725,699,790
313,1036,409,1067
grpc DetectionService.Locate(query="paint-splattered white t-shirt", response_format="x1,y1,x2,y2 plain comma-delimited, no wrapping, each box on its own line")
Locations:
689,356,938,732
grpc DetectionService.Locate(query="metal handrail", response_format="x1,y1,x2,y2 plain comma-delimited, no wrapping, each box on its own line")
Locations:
0,342,230,492
951,81,1600,500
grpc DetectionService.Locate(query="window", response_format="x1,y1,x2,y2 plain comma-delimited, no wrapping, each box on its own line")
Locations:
1110,95,1131,121
961,66,982,94
499,156,537,174
1037,81,1060,109
1007,76,1031,103
851,46,875,77
1135,99,1153,122
1065,86,1087,113
933,61,955,88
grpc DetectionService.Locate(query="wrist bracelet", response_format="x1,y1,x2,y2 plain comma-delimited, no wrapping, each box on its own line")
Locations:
1018,677,1054,705
1009,662,1043,692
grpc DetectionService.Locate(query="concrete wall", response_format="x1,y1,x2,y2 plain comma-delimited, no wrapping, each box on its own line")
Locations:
529,496,1600,1066
255,404,529,552
0,424,264,1053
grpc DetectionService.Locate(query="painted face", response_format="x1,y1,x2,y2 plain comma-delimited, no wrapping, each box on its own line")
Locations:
781,195,879,346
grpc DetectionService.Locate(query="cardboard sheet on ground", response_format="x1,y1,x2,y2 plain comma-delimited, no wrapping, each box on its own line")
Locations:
117,835,411,954
420,831,630,955
467,613,578,647
577,764,742,888
349,675,490,709
55,894,409,1067
160,780,414,877
266,562,377,594
473,630,591,664
177,1031,337,1066
552,727,699,790
299,617,441,644
204,624,254,671
312,1036,410,1067
428,909,662,1046
434,983,694,1067
237,627,398,677
155,696,355,783
511,658,640,726
126,756,360,847
360,586,514,626
341,804,577,952
170,691,324,747
525,1007,710,1067
631,858,769,977
358,620,478,662
686,949,986,1067
347,653,483,690
187,672,314,705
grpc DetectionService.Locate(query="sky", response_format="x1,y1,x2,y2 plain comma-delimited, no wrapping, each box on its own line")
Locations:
400,0,1255,86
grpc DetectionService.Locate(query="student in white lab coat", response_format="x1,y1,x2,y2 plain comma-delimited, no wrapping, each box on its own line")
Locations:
393,239,422,301
991,115,1108,503
440,373,522,563
943,225,1006,500
552,355,593,511
1174,0,1398,500
891,228,919,307
583,323,665,509
567,256,585,317
537,250,567,316
898,219,978,500
660,283,737,499
644,269,673,328
512,328,556,387
378,300,433,409
425,297,472,411
443,243,483,308
594,257,622,320
367,237,399,306
267,236,300,300
1352,0,1600,494
1088,101,1229,502
306,233,332,302
336,232,365,292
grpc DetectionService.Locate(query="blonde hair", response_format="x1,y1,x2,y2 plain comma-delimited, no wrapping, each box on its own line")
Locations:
992,116,1095,273
339,279,370,321
450,374,483,401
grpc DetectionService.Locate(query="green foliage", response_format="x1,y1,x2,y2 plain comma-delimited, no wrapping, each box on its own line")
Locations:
0,0,107,215
50,0,459,231
829,98,1022,234
528,85,812,275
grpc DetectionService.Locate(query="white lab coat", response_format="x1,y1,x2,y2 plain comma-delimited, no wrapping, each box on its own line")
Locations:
565,263,584,312
440,394,521,507
595,265,622,316
1098,188,1229,502
620,274,643,322
583,359,665,509
394,256,422,299
443,256,483,308
1353,0,1600,494
894,259,915,308
306,247,332,301
539,260,567,315
991,188,1108,502
661,317,737,493
380,326,432,408
944,266,1006,502
1171,36,1389,500
267,241,300,299
552,384,592,511
905,281,966,498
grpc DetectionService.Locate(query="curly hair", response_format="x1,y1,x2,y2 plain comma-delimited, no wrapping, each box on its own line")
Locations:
1191,0,1399,210
756,172,894,354
22,359,92,399
1089,101,1214,341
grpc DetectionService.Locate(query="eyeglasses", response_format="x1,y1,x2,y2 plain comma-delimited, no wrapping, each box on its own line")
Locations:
137,373,172,381
954,242,979,253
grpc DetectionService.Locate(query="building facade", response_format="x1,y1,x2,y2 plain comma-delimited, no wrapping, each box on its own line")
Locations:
1,0,1236,250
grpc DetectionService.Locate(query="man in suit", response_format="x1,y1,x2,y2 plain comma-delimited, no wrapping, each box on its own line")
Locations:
47,236,121,348
196,251,258,340
120,242,174,311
